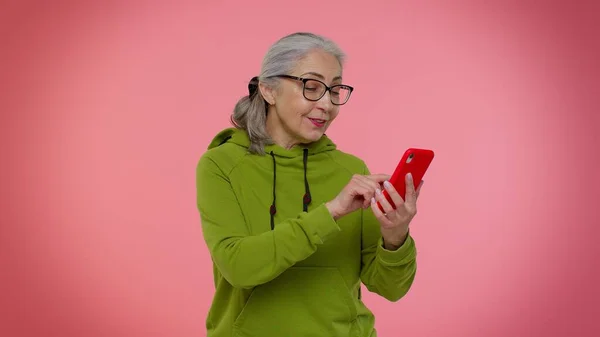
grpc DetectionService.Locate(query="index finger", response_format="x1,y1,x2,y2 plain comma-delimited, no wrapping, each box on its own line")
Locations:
367,174,391,183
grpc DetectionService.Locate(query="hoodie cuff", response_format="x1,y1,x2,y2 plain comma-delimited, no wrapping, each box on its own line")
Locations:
301,203,341,244
376,234,416,266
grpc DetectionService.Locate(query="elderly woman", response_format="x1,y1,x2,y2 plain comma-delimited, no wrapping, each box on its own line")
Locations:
196,32,423,337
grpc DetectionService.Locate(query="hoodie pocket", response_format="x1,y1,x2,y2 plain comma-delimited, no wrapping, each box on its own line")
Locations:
233,267,358,337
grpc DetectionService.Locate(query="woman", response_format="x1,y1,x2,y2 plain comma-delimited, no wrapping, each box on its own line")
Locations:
196,32,423,337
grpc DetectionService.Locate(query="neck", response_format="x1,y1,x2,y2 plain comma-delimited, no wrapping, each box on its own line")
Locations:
265,110,300,150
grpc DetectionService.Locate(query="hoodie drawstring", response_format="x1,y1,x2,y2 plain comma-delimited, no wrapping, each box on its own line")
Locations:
269,148,312,230
269,151,277,230
302,149,312,212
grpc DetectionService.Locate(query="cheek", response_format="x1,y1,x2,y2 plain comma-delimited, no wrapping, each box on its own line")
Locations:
324,111,340,129
293,102,315,120
328,110,340,123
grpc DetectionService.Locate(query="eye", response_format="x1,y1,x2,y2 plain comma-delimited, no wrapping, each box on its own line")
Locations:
330,86,344,96
304,80,322,92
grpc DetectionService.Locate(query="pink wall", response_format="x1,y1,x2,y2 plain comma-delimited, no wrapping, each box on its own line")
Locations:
2,1,598,336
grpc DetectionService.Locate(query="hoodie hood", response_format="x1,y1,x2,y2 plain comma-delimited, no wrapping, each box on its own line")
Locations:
206,127,337,230
207,127,337,157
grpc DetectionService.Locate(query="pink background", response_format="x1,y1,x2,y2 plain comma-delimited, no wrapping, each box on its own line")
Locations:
2,1,599,336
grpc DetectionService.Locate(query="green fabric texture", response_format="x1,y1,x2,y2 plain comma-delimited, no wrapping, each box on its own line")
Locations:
196,127,417,337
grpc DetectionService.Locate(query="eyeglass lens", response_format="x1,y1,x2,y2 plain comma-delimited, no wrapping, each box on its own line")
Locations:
304,79,351,104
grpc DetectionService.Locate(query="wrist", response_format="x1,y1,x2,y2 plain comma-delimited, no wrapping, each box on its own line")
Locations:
382,229,409,251
325,201,341,220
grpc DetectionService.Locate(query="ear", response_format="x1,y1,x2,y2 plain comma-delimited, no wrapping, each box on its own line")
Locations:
259,82,276,105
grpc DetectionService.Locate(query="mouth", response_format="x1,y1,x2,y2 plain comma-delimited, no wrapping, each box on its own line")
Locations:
307,117,327,128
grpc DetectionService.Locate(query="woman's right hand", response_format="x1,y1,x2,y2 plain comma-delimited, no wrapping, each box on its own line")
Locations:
325,174,391,220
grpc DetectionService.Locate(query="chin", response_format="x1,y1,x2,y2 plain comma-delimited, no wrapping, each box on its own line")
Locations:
300,130,326,143
295,117,331,143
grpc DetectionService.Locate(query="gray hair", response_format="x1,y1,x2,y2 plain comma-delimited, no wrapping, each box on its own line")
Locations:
230,32,347,155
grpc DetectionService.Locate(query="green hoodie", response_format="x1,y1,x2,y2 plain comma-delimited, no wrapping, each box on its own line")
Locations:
195,127,417,337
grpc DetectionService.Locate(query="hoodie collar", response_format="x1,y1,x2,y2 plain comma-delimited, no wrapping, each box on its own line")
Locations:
207,127,337,158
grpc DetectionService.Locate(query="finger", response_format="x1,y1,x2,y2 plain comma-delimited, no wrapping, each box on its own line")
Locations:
416,180,424,199
375,186,395,215
367,174,392,184
351,179,377,207
353,176,377,197
358,175,384,192
360,188,376,208
371,197,394,226
405,173,417,208
382,180,404,209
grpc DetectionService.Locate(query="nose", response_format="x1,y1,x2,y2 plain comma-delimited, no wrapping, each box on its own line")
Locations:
316,89,333,111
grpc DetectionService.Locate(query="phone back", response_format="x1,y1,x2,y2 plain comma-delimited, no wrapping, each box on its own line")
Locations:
380,148,434,210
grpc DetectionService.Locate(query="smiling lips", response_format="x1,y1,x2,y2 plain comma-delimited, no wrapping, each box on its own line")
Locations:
308,117,327,127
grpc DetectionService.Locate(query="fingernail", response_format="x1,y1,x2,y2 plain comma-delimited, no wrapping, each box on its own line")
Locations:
376,188,382,195
371,197,376,204
383,181,392,189
407,173,413,181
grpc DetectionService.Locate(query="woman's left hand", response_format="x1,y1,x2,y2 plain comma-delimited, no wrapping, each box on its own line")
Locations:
370,173,423,250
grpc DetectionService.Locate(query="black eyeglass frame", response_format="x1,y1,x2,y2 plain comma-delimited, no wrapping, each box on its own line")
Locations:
266,74,354,105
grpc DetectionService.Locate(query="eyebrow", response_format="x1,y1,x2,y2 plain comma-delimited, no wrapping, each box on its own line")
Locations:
301,72,342,82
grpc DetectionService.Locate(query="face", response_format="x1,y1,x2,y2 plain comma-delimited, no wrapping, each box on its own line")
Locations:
262,50,346,149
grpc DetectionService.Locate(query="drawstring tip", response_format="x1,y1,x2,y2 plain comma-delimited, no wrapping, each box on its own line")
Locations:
303,193,312,205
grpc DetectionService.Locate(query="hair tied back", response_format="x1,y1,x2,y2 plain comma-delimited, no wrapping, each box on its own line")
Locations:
248,76,259,97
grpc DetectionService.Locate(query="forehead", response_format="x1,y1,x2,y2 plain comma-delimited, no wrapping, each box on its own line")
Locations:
293,50,342,82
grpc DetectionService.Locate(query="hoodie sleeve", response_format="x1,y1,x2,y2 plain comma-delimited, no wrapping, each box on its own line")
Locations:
196,155,341,289
359,165,418,302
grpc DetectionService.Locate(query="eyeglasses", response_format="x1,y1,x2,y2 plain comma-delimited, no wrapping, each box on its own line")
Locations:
267,74,354,105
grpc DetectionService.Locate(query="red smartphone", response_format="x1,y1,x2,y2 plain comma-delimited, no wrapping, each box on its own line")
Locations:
377,148,435,212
